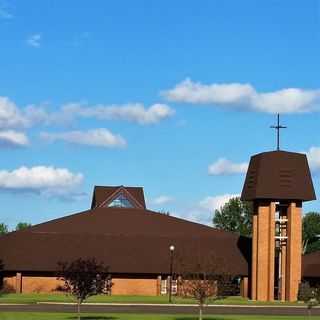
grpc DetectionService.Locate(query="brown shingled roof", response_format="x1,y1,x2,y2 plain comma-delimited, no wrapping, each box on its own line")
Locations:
241,150,316,201
302,251,320,278
0,208,250,276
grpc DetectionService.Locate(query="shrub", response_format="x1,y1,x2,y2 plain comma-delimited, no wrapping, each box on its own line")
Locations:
298,281,314,302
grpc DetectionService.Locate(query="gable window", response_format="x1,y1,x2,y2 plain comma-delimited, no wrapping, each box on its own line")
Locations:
106,192,134,208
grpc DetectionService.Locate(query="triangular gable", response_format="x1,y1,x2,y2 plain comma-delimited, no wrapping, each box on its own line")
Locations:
98,186,145,209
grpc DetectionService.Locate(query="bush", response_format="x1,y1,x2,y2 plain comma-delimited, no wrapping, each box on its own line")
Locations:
298,281,314,302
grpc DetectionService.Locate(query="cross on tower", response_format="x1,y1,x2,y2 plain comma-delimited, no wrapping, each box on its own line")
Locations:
270,114,287,151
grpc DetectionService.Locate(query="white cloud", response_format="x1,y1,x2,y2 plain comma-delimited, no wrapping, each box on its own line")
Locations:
0,130,29,147
26,34,42,47
23,105,56,126
0,166,83,197
252,88,320,113
304,147,320,173
151,195,174,205
199,194,239,212
164,79,254,105
0,97,54,129
162,78,320,114
171,194,239,226
208,158,248,175
62,102,175,125
0,97,28,129
41,129,127,148
0,97,174,130
171,209,209,225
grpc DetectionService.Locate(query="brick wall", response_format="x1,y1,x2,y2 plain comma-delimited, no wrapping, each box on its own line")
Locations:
4,274,159,295
21,276,64,293
112,278,158,296
3,276,16,293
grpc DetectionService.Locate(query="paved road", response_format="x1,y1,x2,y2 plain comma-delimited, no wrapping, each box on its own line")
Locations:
0,303,319,316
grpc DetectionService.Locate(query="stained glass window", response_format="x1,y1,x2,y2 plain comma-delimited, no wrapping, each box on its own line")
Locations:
107,192,134,208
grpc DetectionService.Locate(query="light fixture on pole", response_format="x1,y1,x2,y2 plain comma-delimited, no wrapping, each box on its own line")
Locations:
169,245,175,303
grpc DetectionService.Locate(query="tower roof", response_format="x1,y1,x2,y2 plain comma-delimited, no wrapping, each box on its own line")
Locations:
241,150,316,202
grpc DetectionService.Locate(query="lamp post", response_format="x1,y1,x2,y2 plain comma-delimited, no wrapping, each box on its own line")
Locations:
169,245,175,303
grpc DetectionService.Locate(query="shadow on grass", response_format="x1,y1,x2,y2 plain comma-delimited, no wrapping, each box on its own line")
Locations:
67,317,118,320
175,318,237,320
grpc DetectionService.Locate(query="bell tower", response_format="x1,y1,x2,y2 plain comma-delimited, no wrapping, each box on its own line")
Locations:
241,150,316,301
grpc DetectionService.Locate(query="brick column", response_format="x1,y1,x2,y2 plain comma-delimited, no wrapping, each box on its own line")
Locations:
268,202,275,301
16,273,22,294
286,202,302,302
251,201,275,301
156,275,161,296
240,277,249,298
251,209,258,300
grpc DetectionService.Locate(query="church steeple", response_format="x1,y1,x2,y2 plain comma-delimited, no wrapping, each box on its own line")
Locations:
241,149,315,302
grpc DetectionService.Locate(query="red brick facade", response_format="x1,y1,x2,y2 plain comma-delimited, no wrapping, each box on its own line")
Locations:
4,274,160,296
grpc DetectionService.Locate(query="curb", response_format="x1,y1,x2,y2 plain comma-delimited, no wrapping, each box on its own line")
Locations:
36,302,314,308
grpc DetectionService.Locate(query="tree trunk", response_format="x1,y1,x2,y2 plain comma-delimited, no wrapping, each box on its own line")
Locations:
77,299,81,320
199,304,203,320
303,239,308,254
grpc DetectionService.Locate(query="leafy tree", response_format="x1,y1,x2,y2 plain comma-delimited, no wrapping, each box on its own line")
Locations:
303,212,320,254
298,281,320,318
177,253,231,320
213,197,253,236
158,210,170,216
0,223,8,235
15,222,32,231
58,258,112,320
298,281,314,302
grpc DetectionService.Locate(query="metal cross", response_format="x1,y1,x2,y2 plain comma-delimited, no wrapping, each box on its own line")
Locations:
270,114,286,151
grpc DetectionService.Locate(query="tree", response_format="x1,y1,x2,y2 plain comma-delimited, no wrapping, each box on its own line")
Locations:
58,258,112,320
298,281,320,318
158,210,170,216
303,212,320,254
213,197,253,236
15,222,32,231
176,253,231,320
0,223,8,235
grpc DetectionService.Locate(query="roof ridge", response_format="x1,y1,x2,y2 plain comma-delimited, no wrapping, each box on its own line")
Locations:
303,250,320,257
94,185,144,189
22,209,91,232
145,209,240,236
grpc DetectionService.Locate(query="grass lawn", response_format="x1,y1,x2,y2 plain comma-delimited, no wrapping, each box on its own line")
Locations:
0,314,319,320
0,294,305,305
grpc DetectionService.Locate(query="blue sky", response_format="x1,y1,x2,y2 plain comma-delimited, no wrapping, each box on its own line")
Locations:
0,0,319,228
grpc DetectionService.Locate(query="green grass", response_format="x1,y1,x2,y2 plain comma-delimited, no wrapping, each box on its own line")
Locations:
0,294,305,305
0,314,319,320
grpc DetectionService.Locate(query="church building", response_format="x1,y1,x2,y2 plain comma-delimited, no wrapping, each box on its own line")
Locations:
0,185,250,296
0,137,319,301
